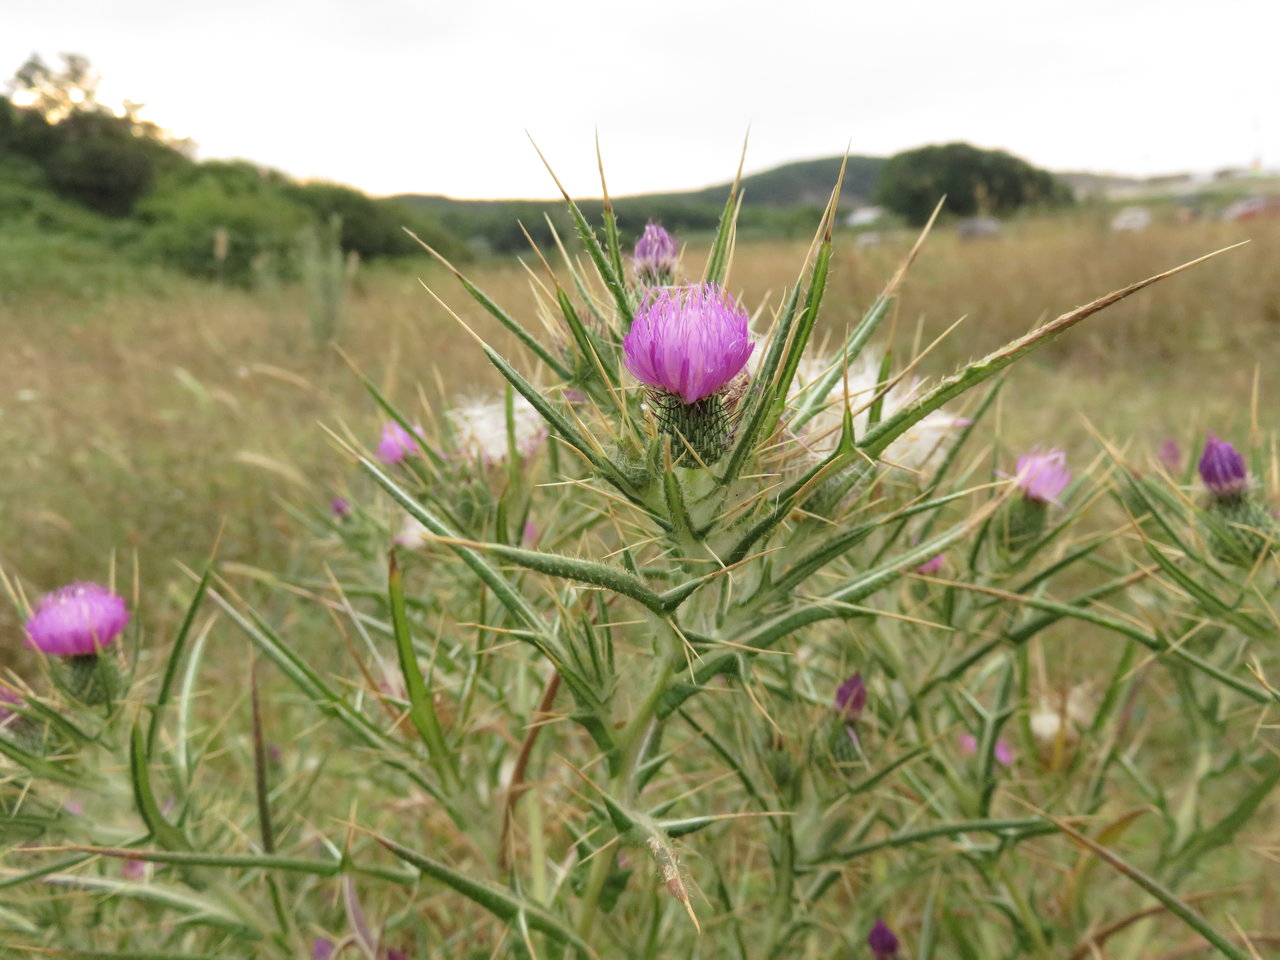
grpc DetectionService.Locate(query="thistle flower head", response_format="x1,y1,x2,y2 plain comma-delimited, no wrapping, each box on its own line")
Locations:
835,672,867,721
623,283,754,404
1014,448,1071,504
957,732,1014,766
447,395,546,466
1198,434,1248,498
915,554,944,576
330,496,351,519
868,919,900,958
376,421,424,464
394,515,431,550
632,222,679,284
1158,438,1182,472
25,582,129,657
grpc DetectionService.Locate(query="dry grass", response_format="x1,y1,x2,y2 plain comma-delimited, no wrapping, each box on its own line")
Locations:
1,211,1276,658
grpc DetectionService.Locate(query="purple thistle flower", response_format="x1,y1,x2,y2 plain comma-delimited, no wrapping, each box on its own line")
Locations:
868,919,900,958
1013,448,1071,505
1198,434,1248,498
25,582,129,657
835,673,867,721
122,858,148,881
1157,438,1182,472
623,283,754,404
312,939,336,960
331,496,351,519
376,420,424,464
957,732,1014,766
915,554,944,575
633,222,679,284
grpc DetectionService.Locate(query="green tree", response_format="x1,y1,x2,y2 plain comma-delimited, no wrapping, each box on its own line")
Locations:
875,142,1073,226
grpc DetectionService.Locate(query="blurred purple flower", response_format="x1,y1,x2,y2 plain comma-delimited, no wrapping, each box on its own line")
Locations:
1157,438,1182,471
835,673,867,721
1013,448,1071,504
331,497,351,519
25,582,129,657
376,420,424,464
632,222,679,284
868,918,900,958
122,859,148,881
312,939,335,960
623,283,754,404
957,732,1014,766
522,521,539,546
915,554,944,575
1198,434,1248,498
383,950,409,960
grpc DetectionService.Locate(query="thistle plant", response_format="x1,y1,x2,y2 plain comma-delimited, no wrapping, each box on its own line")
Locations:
2,152,1277,960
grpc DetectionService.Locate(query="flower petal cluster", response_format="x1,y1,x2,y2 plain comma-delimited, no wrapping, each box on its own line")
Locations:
801,352,970,474
957,732,1014,766
25,582,129,657
623,283,754,404
632,222,679,283
1198,434,1247,498
376,421,424,464
834,672,867,721
447,395,546,466
868,919,900,958
1014,448,1071,504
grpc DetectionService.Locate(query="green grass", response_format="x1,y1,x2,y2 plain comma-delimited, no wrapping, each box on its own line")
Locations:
0,211,1274,645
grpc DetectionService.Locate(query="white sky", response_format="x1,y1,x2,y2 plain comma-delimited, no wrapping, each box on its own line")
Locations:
5,0,1278,199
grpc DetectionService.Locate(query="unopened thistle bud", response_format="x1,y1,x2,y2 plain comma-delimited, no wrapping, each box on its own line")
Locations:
868,918,901,958
1000,448,1071,552
829,672,867,764
1197,434,1275,566
632,222,680,287
25,582,130,705
624,283,754,465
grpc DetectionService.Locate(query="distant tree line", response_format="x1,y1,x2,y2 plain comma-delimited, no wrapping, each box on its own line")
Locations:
0,54,464,284
2,56,1074,283
875,142,1074,226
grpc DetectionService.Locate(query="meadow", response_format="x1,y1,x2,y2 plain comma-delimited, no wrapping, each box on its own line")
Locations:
1,200,1278,958
2,210,1274,615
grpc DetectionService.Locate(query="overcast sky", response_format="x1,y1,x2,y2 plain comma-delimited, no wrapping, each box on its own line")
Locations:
5,0,1277,199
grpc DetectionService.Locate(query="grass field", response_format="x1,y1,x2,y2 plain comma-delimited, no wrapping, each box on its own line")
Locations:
2,203,1279,957
3,210,1274,613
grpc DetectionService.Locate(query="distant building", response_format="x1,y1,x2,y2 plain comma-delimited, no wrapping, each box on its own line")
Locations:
1111,206,1152,232
956,216,1000,239
844,206,885,227
1223,195,1280,221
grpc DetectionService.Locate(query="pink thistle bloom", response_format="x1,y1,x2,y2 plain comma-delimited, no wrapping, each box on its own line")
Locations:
122,859,148,881
1157,438,1182,471
957,732,1014,766
1014,448,1071,504
623,283,754,404
1198,434,1248,498
915,554,944,575
376,420,424,464
330,497,351,519
835,672,867,721
632,222,679,284
25,583,129,657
